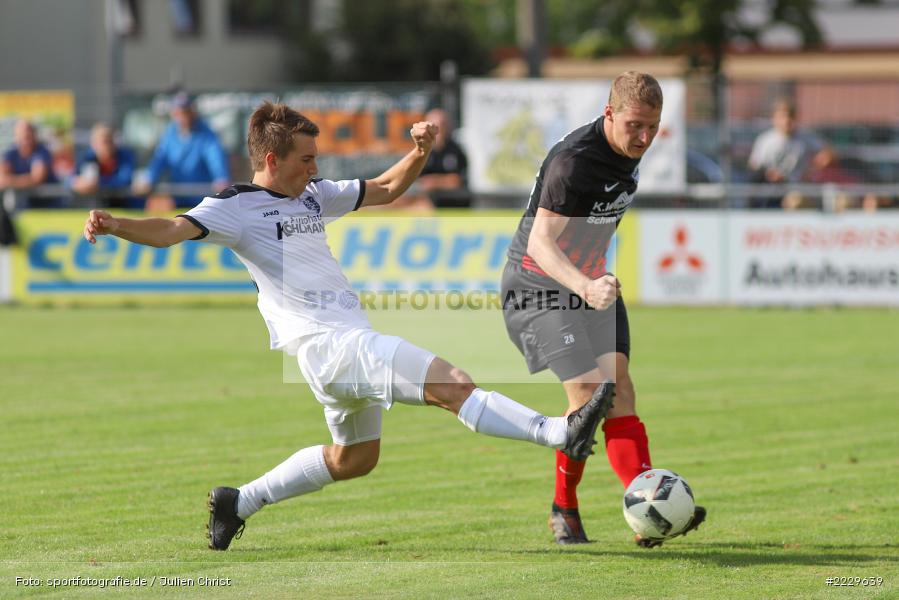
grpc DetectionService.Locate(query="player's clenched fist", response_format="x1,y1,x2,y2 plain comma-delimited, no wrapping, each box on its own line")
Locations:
83,209,120,244
583,274,620,310
410,121,438,154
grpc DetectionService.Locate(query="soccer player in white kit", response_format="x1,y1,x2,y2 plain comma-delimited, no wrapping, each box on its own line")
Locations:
83,102,615,550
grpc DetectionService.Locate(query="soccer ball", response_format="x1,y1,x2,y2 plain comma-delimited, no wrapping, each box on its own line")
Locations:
623,469,695,541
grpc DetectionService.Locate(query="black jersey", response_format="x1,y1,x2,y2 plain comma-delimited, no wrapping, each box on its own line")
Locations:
506,116,641,285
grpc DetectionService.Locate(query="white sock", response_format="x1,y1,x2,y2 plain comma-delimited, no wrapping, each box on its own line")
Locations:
457,388,567,449
236,445,334,520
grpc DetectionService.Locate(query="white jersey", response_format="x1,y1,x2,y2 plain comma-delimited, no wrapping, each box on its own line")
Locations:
181,179,370,349
748,128,824,183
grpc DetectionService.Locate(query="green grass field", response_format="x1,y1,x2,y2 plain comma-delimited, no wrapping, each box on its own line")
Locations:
1,305,897,599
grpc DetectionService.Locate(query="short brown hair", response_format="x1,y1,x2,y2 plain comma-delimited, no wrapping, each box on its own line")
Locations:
608,71,663,112
247,101,320,171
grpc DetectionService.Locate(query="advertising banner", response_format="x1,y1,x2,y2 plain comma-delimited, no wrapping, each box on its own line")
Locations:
11,210,639,306
0,90,75,157
333,212,638,302
461,78,686,195
13,211,254,304
728,213,899,306
639,212,724,305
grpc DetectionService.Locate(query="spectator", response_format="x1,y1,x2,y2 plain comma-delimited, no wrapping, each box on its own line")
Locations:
747,98,835,209
385,108,469,210
71,123,139,209
0,119,59,208
134,92,230,211
861,193,894,212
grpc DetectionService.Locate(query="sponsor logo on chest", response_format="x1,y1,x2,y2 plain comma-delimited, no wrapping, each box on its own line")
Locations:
276,214,324,239
587,190,634,224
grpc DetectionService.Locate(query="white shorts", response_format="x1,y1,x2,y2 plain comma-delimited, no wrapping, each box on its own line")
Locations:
289,327,436,445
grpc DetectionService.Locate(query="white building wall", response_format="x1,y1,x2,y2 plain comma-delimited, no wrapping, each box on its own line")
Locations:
121,0,290,93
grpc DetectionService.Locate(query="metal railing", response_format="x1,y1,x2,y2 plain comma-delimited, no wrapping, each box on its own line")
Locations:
2,182,898,215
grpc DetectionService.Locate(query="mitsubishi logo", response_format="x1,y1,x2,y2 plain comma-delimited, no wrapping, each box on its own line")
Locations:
658,225,704,273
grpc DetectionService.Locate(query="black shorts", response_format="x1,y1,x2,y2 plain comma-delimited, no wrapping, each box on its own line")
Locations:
501,262,630,381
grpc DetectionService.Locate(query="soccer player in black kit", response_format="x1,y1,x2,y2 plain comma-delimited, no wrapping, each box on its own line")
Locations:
501,71,706,547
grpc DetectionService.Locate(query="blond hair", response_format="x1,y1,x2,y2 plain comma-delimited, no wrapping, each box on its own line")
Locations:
247,101,320,171
608,71,663,112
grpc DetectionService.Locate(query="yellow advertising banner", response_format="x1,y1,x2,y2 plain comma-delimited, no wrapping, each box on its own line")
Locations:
13,211,255,305
11,210,640,305
0,90,75,148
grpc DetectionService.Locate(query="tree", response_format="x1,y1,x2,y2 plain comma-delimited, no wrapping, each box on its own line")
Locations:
563,0,823,75
635,0,822,74
294,0,492,82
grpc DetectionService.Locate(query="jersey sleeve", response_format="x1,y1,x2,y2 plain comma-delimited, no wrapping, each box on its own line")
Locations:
316,178,365,219
537,153,581,216
178,194,243,247
747,132,773,171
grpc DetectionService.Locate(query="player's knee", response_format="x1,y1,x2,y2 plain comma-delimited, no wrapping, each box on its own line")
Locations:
424,359,476,412
351,450,379,477
443,367,476,410
327,443,380,480
447,366,474,387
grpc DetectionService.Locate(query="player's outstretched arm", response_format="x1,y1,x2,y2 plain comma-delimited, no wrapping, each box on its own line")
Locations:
83,210,202,248
359,121,437,208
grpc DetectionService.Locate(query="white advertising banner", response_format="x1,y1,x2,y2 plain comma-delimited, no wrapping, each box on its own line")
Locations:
639,212,724,304
461,78,686,196
728,213,899,306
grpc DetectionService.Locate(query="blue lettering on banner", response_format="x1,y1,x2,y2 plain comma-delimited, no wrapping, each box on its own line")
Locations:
398,234,440,269
74,236,118,271
221,247,244,270
448,234,483,268
28,281,255,292
182,242,206,270
340,227,390,268
124,243,169,270
28,234,68,270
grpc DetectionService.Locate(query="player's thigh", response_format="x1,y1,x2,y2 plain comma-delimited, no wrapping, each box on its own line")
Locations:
326,404,383,446
294,329,392,414
585,296,627,364
392,340,438,406
530,306,598,383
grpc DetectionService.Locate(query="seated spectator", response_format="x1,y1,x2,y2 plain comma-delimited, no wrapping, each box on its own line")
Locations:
133,91,230,211
71,123,139,209
0,119,60,208
861,194,895,212
747,98,835,209
383,108,469,211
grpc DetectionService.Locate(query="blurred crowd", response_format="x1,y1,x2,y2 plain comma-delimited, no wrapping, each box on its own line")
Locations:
1,92,893,216
1,92,232,214
0,94,471,217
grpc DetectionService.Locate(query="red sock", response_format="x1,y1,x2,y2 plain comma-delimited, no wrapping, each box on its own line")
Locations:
553,450,586,510
603,415,652,487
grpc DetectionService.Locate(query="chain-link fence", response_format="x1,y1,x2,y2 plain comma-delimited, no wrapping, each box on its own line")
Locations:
1,77,897,214
663,75,899,211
